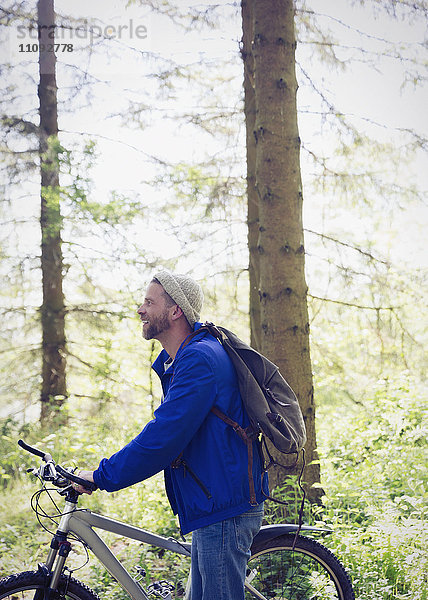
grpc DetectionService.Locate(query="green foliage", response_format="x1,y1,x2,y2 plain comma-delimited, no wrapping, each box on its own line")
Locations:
1,376,425,599
316,377,427,600
40,136,66,172
0,418,36,482
262,375,426,599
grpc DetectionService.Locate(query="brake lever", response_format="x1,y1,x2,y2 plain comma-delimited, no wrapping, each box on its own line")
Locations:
42,461,58,482
27,467,41,477
56,465,98,492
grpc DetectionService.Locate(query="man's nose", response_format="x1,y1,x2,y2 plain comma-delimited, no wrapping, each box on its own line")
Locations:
137,305,145,315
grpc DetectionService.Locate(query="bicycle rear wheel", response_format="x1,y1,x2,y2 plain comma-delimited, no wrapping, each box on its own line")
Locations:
246,534,354,600
0,570,100,600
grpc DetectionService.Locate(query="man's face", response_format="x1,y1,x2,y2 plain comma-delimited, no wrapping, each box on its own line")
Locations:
137,282,174,341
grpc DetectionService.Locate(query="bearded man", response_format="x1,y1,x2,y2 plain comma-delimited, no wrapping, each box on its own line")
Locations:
75,271,268,600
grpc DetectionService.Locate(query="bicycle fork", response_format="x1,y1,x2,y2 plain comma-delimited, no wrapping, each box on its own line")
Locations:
35,499,77,600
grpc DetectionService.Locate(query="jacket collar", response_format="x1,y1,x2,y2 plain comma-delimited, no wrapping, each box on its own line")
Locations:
151,322,204,377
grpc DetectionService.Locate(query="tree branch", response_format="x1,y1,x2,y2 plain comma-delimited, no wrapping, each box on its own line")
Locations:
309,294,397,311
304,228,389,265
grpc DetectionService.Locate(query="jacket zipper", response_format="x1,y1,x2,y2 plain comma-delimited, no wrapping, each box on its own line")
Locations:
172,457,212,499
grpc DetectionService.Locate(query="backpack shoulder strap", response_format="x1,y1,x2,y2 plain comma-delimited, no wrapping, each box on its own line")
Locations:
211,406,258,506
180,322,224,351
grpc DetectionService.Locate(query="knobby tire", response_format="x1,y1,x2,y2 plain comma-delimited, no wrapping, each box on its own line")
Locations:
0,570,100,600
246,533,355,600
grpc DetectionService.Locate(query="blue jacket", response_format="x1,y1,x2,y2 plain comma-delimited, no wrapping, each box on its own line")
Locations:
93,323,269,534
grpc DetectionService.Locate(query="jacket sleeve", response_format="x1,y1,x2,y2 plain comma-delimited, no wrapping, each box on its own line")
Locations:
93,348,217,492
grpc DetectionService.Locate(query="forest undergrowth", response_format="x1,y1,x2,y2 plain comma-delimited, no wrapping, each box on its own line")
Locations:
0,375,426,599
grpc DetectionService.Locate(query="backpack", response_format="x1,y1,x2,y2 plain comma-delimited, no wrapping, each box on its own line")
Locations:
187,322,307,505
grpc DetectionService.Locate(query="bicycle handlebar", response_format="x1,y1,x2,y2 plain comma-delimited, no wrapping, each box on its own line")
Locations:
56,465,98,491
18,439,98,492
18,439,53,462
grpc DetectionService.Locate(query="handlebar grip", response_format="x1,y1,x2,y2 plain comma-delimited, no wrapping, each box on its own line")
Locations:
18,439,50,460
56,465,98,492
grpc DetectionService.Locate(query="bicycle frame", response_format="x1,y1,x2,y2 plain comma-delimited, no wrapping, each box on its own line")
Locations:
12,440,346,600
47,499,191,600
43,498,329,600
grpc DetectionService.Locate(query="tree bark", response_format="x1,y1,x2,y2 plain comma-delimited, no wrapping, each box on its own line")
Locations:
244,0,322,501
38,0,67,423
242,0,261,351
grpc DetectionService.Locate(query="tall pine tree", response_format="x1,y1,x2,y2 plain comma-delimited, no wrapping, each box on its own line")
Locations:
242,0,321,499
38,0,67,422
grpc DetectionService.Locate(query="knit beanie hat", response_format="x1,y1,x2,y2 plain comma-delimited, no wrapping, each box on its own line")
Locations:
153,270,204,328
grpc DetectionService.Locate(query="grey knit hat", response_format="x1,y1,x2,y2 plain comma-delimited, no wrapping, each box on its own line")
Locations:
153,270,204,327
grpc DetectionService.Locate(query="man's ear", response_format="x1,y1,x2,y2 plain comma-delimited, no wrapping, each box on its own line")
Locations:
171,304,184,321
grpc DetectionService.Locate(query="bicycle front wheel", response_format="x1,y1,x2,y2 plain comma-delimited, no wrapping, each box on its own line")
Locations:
246,534,355,600
0,570,100,600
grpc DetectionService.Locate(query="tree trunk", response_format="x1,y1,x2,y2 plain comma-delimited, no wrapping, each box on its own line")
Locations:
38,0,67,423
242,0,261,351
244,0,322,502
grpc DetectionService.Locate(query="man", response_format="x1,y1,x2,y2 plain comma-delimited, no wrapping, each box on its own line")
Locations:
75,271,268,600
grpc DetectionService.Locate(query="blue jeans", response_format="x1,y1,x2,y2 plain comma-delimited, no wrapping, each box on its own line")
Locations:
187,503,264,600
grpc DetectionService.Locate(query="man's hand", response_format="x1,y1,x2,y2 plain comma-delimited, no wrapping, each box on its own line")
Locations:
73,470,95,495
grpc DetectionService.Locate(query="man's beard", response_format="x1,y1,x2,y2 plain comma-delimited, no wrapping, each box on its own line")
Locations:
143,309,171,340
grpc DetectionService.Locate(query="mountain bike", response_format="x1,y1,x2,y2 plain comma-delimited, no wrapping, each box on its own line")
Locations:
0,440,355,599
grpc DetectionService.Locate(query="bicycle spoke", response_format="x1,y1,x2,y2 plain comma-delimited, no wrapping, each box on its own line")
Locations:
246,541,348,600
